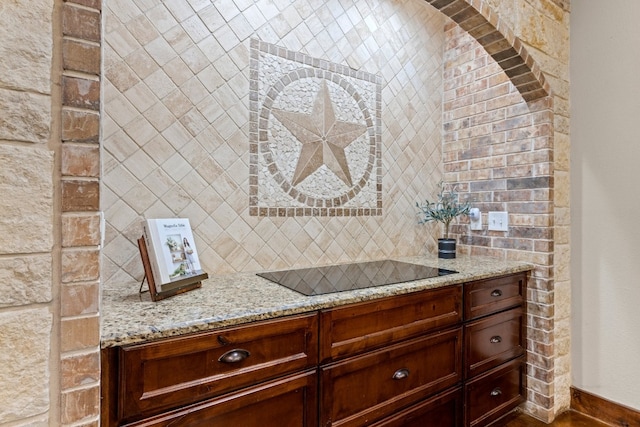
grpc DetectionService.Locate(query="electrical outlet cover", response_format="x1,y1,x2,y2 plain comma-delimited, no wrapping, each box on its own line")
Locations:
470,210,483,230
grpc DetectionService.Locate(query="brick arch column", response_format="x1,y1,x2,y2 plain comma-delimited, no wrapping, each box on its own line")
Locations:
436,0,562,422
58,0,102,425
425,0,551,101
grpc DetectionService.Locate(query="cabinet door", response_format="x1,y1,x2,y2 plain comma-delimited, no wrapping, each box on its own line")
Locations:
119,313,318,422
370,387,462,427
320,285,462,363
464,356,525,427
125,370,317,427
464,307,524,378
320,328,462,427
464,274,525,320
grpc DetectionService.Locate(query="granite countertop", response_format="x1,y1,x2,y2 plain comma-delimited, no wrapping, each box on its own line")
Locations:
101,255,532,348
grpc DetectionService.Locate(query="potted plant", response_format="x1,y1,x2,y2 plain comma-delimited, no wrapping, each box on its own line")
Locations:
416,182,470,258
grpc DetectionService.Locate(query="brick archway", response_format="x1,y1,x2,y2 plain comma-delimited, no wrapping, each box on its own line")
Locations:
425,0,550,101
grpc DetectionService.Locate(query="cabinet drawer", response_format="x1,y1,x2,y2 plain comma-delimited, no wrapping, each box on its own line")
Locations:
464,356,525,427
465,308,524,378
124,370,317,427
119,313,318,421
370,387,462,427
320,328,462,427
320,285,462,362
464,274,525,320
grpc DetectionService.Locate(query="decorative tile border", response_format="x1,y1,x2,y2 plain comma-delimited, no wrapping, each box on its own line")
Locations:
249,39,382,217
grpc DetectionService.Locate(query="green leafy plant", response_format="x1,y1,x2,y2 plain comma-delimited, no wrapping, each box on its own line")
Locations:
416,182,471,239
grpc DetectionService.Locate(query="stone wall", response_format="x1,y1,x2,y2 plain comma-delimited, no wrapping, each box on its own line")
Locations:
0,0,54,424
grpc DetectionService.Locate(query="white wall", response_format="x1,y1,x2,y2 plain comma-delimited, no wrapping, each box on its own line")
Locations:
570,0,640,409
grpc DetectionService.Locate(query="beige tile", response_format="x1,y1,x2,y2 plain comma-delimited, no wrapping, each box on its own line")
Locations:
182,14,209,43
145,37,176,66
213,23,240,52
227,11,253,42
162,89,192,117
107,24,140,58
146,3,178,33
165,0,194,22
215,1,240,22
127,14,159,45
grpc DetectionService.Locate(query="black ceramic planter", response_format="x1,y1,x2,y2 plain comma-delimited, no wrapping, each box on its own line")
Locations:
438,238,456,259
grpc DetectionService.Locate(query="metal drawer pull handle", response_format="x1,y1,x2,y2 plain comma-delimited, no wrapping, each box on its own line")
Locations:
490,335,502,343
392,368,410,380
490,387,502,397
490,289,502,297
218,349,250,363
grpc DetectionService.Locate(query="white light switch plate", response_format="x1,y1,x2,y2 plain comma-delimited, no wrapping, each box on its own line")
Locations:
488,211,508,231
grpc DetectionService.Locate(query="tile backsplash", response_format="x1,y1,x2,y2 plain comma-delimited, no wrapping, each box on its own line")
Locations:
102,0,447,285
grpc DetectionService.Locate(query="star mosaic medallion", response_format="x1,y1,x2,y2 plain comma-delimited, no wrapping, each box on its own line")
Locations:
249,39,382,217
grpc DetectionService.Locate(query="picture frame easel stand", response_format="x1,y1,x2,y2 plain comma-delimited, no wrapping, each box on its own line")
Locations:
137,236,205,301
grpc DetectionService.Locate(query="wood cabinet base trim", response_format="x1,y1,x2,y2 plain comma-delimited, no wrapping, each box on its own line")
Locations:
571,386,640,426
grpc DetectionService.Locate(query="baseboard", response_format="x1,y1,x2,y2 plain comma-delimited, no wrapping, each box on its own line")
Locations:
571,386,640,426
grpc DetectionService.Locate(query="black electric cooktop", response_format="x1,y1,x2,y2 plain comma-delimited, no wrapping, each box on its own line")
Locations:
257,260,457,296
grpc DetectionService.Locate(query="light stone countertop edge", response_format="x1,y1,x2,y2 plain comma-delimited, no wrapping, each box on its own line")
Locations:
101,256,533,348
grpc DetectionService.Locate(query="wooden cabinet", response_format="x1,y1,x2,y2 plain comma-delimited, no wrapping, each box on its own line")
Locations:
369,388,463,427
464,274,524,320
464,307,524,379
465,357,525,427
123,371,317,427
319,285,462,363
318,285,463,426
463,273,527,427
102,313,318,426
320,329,462,426
102,272,528,427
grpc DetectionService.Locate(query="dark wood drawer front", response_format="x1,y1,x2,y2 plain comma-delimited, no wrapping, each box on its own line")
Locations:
119,313,318,421
465,356,525,427
370,387,463,427
464,274,525,320
465,308,524,378
320,285,462,362
321,328,462,427
125,370,318,427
